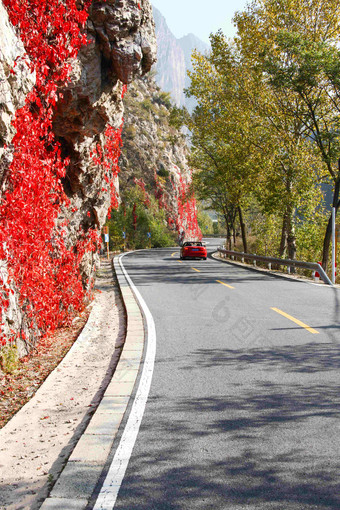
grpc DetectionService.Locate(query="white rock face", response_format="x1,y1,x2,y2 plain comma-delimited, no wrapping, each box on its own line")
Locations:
0,2,35,176
152,6,185,106
152,6,209,111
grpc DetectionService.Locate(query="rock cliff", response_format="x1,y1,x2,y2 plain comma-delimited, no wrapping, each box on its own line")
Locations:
0,0,156,354
51,0,157,272
152,6,185,106
120,75,201,239
0,1,35,183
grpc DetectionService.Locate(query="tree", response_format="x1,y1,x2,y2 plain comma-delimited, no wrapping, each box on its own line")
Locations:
186,40,258,252
186,30,324,260
234,0,340,268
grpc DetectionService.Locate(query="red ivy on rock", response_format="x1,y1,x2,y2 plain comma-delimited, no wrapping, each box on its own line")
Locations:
134,178,151,207
174,171,202,241
132,203,138,230
0,0,103,346
154,166,201,241
92,123,123,216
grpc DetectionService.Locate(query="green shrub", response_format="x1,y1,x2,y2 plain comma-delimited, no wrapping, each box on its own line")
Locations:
0,344,19,374
105,185,176,251
157,165,170,178
124,125,137,139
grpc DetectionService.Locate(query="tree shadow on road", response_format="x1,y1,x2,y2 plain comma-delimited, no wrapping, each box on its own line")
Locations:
181,342,340,373
111,338,340,509
113,385,340,510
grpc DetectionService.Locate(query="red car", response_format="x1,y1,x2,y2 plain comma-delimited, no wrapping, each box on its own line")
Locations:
180,241,207,260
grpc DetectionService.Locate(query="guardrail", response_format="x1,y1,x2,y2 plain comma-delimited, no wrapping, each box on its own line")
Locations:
217,248,333,286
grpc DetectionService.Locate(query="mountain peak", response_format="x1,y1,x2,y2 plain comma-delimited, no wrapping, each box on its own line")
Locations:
152,5,209,110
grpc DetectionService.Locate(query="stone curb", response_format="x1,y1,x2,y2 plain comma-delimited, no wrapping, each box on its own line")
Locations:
40,255,144,509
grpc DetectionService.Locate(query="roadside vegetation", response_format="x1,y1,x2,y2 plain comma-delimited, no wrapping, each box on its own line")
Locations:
105,186,177,251
172,0,340,276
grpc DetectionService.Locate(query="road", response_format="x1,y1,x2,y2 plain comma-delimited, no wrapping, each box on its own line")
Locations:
104,240,340,509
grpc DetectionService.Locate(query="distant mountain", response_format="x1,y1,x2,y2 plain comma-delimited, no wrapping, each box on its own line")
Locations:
152,6,209,111
178,33,209,111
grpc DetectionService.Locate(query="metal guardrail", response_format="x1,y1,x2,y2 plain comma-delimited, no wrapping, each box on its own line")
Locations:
217,248,333,286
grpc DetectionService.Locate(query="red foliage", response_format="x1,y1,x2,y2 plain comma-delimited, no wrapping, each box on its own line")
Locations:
92,123,123,216
173,171,202,241
0,0,104,346
134,178,151,207
121,84,128,98
153,169,167,210
132,203,138,230
154,167,201,241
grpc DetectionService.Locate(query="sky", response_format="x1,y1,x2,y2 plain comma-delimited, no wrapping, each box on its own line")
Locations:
151,0,249,44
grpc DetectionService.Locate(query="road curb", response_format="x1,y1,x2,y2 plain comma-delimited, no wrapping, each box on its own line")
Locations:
40,255,145,509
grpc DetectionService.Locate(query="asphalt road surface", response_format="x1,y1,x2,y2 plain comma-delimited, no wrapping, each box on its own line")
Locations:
111,240,340,510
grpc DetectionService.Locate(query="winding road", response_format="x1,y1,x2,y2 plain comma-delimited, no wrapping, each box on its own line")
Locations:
104,240,340,509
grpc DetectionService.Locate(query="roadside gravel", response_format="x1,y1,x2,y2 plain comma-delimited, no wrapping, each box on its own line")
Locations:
0,259,125,510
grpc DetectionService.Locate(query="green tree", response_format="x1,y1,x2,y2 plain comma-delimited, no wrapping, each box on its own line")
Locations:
234,0,340,268
186,30,324,261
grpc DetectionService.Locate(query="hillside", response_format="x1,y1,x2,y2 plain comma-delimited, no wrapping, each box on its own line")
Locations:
117,75,201,245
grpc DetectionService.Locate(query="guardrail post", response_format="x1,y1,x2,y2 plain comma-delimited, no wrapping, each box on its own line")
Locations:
253,259,256,267
241,256,244,263
287,266,291,274
268,263,271,271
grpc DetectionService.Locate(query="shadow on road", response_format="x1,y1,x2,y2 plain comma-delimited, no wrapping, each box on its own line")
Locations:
123,261,281,288
181,343,340,373
113,382,340,509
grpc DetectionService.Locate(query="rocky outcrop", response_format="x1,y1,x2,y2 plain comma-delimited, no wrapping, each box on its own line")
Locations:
121,75,201,239
152,6,185,106
0,2,35,183
53,0,157,237
177,33,209,112
0,0,156,354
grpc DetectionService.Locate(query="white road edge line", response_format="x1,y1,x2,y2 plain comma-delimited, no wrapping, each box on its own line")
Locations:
93,253,156,510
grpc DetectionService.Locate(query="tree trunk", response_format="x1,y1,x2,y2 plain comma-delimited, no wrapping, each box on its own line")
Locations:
238,206,247,253
322,169,340,270
230,208,237,249
279,212,288,258
226,227,232,250
286,207,297,272
226,209,235,250
287,231,297,261
223,213,232,250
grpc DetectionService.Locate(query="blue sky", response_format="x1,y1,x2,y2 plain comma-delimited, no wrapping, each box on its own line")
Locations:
151,0,249,44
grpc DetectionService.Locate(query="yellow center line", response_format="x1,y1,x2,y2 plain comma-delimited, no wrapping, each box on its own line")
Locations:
192,267,201,272
171,252,177,258
271,307,319,335
216,279,235,289
178,260,183,264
